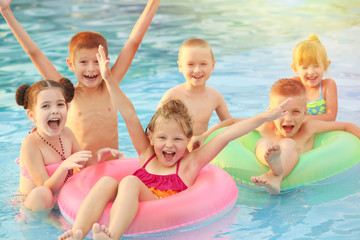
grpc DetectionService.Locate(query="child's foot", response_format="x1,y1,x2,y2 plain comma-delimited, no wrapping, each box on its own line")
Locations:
250,172,282,194
92,223,113,240
264,144,282,176
58,229,83,240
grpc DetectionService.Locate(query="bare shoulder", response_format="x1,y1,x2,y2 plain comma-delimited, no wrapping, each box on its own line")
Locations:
205,86,224,98
322,78,337,88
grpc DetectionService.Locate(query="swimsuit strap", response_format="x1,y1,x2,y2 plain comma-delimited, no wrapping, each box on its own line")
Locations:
319,81,323,98
142,154,156,168
176,156,184,174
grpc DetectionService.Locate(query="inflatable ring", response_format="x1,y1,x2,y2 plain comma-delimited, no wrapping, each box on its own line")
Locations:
58,158,238,235
206,129,360,189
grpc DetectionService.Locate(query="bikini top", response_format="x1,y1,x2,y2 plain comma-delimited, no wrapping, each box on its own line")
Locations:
19,160,60,181
133,154,188,192
307,81,326,115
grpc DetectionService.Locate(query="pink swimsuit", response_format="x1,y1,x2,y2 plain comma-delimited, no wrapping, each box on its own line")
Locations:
20,162,60,181
133,155,188,197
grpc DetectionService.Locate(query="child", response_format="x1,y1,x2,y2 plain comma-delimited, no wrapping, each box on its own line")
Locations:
57,46,291,240
15,78,122,211
198,79,360,194
0,0,160,166
158,38,232,137
291,34,338,121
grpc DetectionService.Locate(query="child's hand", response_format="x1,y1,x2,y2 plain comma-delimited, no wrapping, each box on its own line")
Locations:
62,150,92,171
262,98,292,122
0,0,11,12
96,45,112,81
97,147,124,162
188,135,205,152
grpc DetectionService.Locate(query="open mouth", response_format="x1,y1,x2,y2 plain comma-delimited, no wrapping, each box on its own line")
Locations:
192,75,204,80
84,74,98,81
163,150,175,160
48,118,60,129
282,125,294,133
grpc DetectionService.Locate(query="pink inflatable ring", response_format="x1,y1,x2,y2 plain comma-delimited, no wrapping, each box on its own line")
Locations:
58,158,238,235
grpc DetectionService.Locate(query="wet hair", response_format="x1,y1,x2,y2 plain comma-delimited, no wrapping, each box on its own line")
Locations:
68,31,108,62
292,34,330,70
178,38,214,61
270,78,307,104
15,78,75,110
146,99,193,138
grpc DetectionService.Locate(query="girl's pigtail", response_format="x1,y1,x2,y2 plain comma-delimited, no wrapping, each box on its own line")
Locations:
58,78,75,103
15,84,31,109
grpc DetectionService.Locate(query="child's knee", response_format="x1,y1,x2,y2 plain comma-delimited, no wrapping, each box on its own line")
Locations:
25,186,53,210
119,175,141,191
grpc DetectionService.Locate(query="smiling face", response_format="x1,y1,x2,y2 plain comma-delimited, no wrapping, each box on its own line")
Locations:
148,117,190,167
270,94,307,137
293,59,326,88
27,88,68,137
67,47,102,88
178,46,215,88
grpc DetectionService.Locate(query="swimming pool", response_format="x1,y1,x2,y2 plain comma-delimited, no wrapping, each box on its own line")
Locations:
1,0,360,239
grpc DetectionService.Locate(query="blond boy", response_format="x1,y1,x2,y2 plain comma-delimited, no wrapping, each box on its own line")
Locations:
159,38,231,138
200,79,360,194
1,0,160,166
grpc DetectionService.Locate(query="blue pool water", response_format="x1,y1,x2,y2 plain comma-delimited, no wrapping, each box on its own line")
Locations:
1,0,360,239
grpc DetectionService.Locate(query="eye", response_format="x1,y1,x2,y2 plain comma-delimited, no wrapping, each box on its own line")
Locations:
41,104,49,109
58,102,66,107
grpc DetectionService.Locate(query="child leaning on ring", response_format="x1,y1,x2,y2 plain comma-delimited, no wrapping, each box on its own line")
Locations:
15,78,122,212
196,78,360,194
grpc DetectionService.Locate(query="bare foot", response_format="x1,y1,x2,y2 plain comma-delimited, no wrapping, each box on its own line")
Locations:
58,229,83,240
264,144,282,176
250,171,282,194
92,223,113,240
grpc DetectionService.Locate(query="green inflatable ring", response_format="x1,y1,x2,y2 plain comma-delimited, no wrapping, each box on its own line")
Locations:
206,128,360,189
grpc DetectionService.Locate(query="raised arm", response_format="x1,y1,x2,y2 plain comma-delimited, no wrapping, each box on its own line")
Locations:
110,0,160,84
0,0,63,80
191,98,292,170
97,45,150,155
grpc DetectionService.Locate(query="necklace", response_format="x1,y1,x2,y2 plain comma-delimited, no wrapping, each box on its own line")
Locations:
36,130,66,161
35,128,73,181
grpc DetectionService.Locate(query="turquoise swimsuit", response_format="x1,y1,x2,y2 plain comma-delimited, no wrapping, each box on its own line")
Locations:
307,82,326,115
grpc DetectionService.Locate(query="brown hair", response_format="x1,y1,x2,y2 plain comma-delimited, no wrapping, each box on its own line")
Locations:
68,31,108,62
16,78,74,110
270,78,306,99
146,99,193,138
292,34,330,70
178,38,214,61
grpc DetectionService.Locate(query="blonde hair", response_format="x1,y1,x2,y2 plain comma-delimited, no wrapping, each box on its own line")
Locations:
146,99,193,138
292,34,329,70
178,38,214,61
68,31,108,62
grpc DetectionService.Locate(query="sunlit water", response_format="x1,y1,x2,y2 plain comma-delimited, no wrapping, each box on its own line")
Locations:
1,0,360,239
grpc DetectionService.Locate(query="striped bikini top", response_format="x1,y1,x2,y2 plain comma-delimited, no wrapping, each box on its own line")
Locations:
307,82,326,115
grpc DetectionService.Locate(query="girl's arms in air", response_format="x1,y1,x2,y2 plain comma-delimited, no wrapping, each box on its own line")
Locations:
97,45,150,159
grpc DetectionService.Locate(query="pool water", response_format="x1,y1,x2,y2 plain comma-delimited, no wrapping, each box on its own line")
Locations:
1,0,360,239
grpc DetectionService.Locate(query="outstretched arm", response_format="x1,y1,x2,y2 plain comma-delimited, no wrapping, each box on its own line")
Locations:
191,98,292,170
111,0,160,84
97,45,150,156
0,0,63,80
